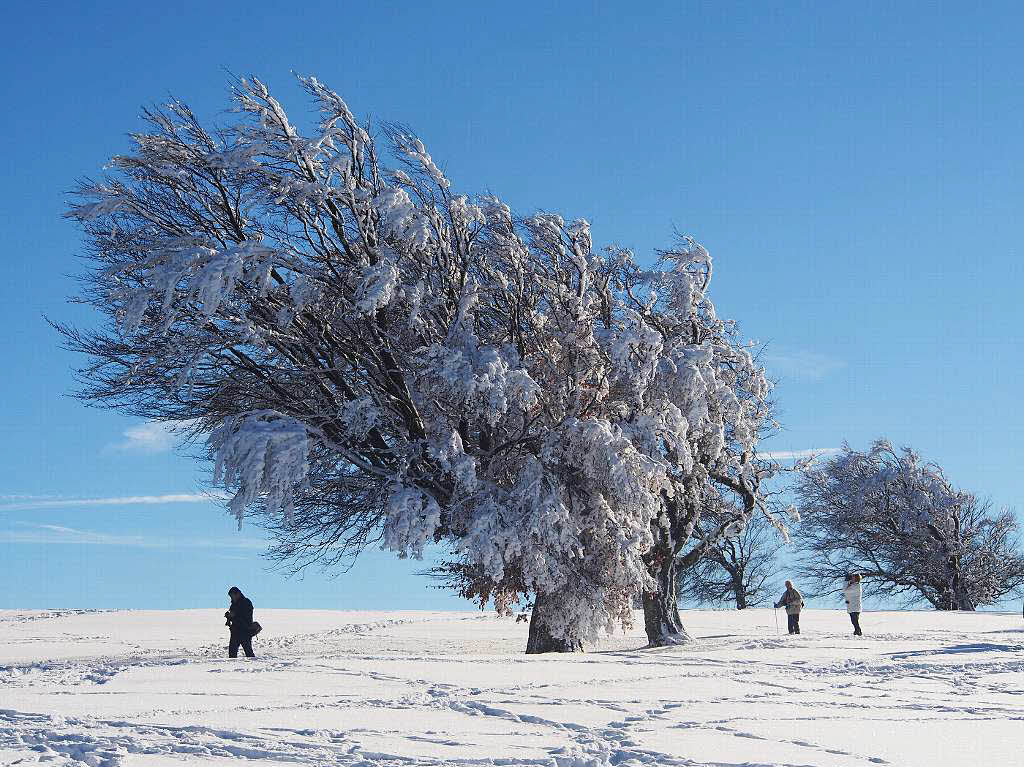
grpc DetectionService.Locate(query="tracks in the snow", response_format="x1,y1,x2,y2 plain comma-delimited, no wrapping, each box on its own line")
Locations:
2,618,1023,766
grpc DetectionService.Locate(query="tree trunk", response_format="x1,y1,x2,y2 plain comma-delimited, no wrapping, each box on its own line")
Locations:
526,591,584,654
933,557,976,611
643,554,692,646
934,586,976,611
951,592,976,611
949,556,976,611
733,577,747,610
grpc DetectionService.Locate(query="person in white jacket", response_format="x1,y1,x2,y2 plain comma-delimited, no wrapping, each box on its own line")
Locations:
843,573,863,635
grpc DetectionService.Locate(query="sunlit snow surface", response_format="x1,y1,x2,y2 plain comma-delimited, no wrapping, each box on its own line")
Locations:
2,608,1022,766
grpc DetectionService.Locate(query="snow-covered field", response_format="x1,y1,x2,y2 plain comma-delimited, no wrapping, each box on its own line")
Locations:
2,608,1022,767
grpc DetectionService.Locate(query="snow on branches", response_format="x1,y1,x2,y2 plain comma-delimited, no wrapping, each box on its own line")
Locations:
210,411,309,527
62,74,777,649
794,440,1024,610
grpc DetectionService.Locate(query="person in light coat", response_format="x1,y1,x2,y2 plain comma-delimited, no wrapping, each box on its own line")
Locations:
774,580,804,634
843,573,863,636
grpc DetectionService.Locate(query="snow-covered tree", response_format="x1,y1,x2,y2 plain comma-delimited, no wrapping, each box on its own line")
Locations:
437,244,784,647
793,441,1024,610
60,75,776,651
677,504,781,609
607,254,783,644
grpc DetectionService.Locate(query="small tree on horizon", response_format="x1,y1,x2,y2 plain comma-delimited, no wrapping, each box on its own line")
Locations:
792,440,1024,611
677,506,782,609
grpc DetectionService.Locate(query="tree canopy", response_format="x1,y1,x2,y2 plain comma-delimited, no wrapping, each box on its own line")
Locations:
61,75,781,650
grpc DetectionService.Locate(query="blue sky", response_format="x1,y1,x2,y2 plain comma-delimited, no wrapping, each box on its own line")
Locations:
2,1,1022,611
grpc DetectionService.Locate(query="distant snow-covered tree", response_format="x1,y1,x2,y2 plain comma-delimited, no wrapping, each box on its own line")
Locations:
793,441,1024,610
60,74,776,652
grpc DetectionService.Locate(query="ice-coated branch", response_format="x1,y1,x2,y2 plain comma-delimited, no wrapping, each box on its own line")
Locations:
210,411,310,526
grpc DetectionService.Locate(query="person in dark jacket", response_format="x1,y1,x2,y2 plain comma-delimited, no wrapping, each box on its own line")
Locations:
774,580,804,634
225,586,256,658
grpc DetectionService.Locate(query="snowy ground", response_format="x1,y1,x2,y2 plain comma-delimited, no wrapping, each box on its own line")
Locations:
1,608,1022,767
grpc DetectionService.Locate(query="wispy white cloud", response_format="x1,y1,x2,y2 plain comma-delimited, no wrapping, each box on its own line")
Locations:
761,350,846,382
761,447,841,461
2,522,264,550
0,492,230,512
111,420,197,453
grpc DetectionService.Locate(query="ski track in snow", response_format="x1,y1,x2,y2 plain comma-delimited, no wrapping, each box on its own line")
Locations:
1,609,1022,766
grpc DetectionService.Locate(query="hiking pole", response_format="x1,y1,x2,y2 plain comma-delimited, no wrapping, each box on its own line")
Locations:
773,607,779,636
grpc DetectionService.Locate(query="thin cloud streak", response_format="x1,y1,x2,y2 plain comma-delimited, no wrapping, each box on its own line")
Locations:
761,447,841,461
0,492,230,512
3,523,265,550
110,419,198,453
762,350,846,382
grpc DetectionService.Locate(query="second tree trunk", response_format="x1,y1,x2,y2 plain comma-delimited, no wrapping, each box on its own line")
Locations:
643,553,691,646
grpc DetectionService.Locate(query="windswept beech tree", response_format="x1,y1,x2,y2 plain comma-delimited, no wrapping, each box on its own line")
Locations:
794,441,1024,610
61,75,776,652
